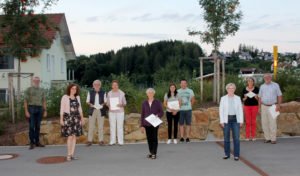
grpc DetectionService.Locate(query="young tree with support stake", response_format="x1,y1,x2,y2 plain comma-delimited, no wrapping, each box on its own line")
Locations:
189,0,242,102
0,0,58,123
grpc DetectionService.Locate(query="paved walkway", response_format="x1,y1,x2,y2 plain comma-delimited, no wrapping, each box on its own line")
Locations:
1,138,300,176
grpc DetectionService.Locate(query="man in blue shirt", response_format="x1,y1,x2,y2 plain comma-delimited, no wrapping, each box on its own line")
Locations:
177,79,195,143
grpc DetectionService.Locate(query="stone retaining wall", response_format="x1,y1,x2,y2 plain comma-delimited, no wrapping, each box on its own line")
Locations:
14,101,300,145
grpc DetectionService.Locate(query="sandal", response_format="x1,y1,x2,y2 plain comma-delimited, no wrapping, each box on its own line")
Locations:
71,156,79,160
66,155,72,161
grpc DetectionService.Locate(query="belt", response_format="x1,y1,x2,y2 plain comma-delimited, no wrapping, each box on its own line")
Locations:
28,105,42,108
262,104,275,107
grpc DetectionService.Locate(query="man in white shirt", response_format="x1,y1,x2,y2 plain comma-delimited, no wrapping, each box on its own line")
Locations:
259,73,282,144
86,80,107,146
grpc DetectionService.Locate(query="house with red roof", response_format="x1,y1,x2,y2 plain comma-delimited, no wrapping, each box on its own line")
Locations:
0,13,76,102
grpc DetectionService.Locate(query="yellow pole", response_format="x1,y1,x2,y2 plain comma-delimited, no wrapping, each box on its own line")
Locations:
273,45,278,80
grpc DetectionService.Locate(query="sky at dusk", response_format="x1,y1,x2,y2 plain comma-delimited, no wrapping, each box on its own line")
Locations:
46,0,300,55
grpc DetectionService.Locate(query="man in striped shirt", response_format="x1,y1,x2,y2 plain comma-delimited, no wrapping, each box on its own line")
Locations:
258,73,282,144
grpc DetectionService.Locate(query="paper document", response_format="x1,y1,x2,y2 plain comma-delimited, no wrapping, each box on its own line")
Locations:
269,105,280,119
167,100,180,110
94,104,103,110
246,91,256,98
110,97,120,110
145,114,163,127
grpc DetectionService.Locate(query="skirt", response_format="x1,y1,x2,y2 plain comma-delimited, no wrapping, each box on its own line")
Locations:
61,112,83,137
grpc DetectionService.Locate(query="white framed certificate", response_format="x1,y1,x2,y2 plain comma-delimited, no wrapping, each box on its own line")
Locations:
167,100,180,110
145,114,163,127
246,91,256,98
110,97,120,110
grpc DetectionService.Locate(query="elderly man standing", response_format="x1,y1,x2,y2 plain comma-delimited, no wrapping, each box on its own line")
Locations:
86,80,107,146
259,73,282,144
24,76,47,150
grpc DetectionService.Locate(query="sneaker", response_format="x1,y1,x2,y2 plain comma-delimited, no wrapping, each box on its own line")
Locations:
180,138,184,143
167,139,172,144
173,139,178,144
186,138,190,143
252,138,256,141
245,138,250,141
223,156,230,160
234,157,239,161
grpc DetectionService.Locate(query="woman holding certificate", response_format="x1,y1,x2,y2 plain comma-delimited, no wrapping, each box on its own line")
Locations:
140,88,164,159
107,80,127,146
163,83,181,144
242,77,259,141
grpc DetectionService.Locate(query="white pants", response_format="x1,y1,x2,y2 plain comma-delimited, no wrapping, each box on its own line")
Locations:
109,112,124,145
88,109,104,142
261,105,277,141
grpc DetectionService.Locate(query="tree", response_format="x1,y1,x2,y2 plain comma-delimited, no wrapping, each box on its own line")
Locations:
188,0,242,52
0,0,58,121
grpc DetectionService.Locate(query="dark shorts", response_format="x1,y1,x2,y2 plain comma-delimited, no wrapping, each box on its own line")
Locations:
179,110,192,125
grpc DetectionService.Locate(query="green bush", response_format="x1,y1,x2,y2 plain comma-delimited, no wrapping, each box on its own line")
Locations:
276,69,300,93
283,85,300,102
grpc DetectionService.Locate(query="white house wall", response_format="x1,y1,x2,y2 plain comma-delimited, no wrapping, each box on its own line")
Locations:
0,32,68,93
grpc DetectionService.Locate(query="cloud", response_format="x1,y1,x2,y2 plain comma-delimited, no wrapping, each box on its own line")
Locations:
131,13,200,22
86,16,99,22
251,38,300,44
83,32,170,39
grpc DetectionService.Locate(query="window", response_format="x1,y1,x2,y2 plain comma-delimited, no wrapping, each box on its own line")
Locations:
0,89,7,103
46,54,51,72
0,55,14,69
60,58,65,73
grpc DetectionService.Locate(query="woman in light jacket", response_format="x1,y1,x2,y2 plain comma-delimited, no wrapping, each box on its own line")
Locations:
60,83,84,161
219,83,243,161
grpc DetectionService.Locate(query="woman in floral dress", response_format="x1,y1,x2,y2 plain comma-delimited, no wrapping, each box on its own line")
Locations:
60,83,84,161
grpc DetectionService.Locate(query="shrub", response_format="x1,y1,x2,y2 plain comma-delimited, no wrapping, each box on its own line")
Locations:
283,85,300,102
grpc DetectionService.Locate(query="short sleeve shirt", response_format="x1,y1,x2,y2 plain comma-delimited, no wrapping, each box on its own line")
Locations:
24,87,45,106
177,88,194,111
164,93,180,112
259,82,282,105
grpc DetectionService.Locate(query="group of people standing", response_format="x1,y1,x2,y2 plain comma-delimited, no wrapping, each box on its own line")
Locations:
219,73,282,161
23,73,282,162
59,80,127,161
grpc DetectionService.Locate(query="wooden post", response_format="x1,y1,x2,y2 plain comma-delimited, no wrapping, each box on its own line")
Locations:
222,58,226,95
200,57,203,102
216,57,220,103
8,75,15,124
213,53,217,102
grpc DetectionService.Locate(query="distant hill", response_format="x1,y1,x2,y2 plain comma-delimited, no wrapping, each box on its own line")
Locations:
68,40,205,85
